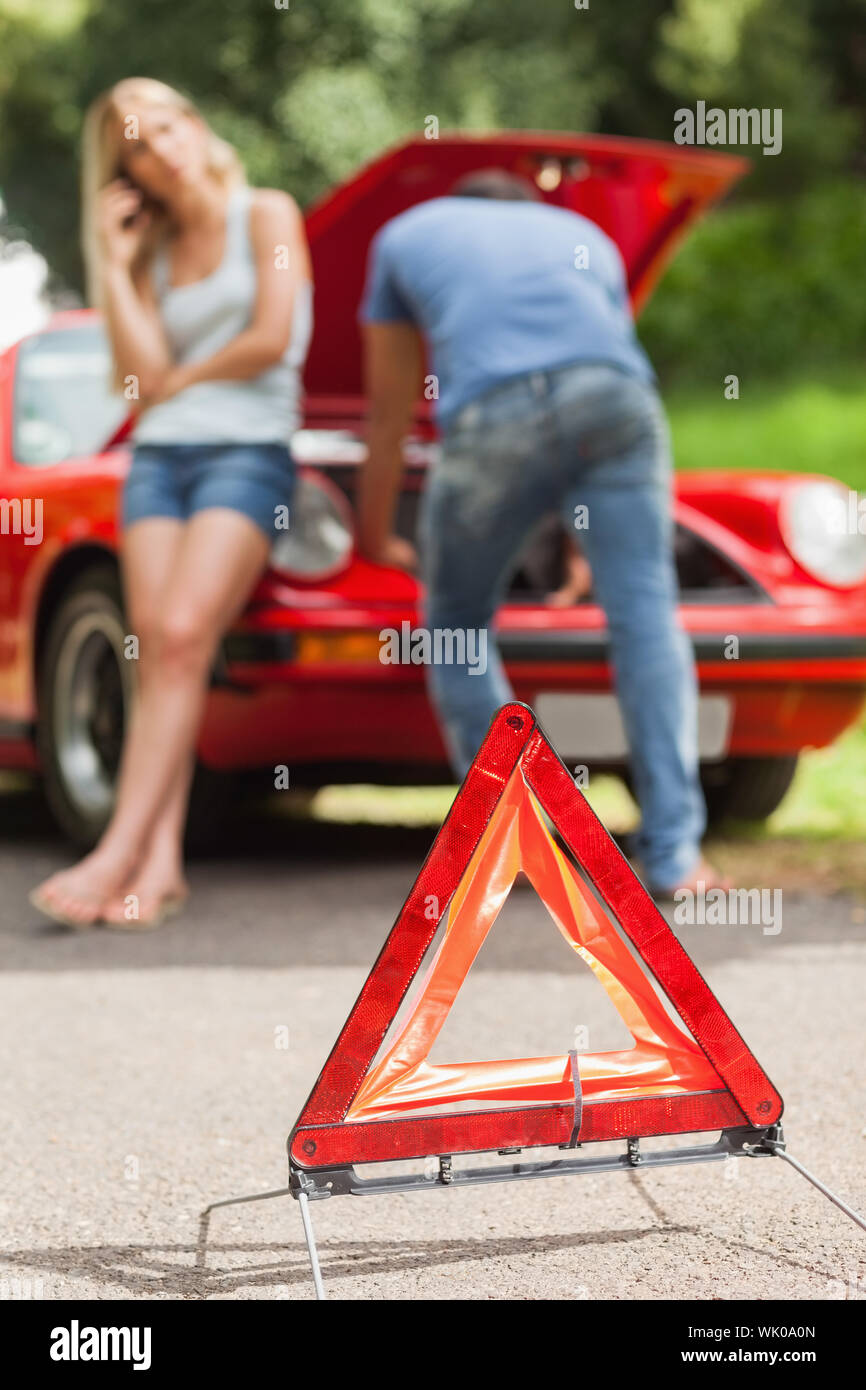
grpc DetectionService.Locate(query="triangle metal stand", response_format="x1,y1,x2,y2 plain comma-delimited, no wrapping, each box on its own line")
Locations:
281,1121,864,1300
201,1124,865,1301
741,1125,866,1233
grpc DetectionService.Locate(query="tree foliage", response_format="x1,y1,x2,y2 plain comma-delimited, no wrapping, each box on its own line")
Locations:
0,0,862,383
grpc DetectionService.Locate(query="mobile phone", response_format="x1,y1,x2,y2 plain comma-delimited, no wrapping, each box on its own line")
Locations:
119,178,156,229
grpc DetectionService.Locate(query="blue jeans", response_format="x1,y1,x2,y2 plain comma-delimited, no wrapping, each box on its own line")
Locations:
419,362,705,891
123,443,295,542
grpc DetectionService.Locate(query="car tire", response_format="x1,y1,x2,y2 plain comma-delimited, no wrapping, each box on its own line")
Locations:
37,564,234,850
700,755,799,826
37,566,134,848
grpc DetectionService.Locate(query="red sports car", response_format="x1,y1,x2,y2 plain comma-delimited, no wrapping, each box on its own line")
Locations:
2,133,865,846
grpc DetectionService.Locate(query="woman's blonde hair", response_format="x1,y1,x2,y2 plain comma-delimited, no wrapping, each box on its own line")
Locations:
80,76,245,306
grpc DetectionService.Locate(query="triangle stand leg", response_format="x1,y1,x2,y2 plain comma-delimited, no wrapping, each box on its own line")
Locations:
297,1189,327,1300
744,1126,866,1234
199,1185,327,1296
203,1186,290,1214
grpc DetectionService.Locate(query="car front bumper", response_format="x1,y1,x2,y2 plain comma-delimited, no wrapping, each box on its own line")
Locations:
198,613,866,773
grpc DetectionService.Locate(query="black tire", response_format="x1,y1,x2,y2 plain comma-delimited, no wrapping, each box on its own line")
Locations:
37,566,133,848
37,564,234,850
700,755,799,827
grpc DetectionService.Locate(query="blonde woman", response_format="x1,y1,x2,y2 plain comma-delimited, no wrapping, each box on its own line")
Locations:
30,77,313,929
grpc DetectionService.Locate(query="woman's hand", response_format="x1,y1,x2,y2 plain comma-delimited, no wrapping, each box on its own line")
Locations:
139,363,192,411
98,179,151,271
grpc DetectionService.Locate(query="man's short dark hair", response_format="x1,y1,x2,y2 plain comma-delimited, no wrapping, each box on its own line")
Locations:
450,168,542,202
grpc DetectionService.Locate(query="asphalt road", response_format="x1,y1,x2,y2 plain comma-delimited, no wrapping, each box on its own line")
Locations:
1,781,864,1302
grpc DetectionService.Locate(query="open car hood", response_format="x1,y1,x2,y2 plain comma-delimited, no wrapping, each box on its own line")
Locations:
303,131,748,426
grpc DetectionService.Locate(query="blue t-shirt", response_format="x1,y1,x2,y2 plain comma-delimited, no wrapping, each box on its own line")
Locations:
360,196,655,426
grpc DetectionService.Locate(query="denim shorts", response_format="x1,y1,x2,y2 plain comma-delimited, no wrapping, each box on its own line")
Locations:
122,442,295,541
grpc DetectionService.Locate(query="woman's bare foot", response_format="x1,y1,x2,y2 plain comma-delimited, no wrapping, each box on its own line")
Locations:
101,851,189,931
101,889,188,930
30,848,137,928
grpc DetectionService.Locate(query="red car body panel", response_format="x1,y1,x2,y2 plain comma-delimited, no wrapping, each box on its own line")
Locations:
1,133,865,783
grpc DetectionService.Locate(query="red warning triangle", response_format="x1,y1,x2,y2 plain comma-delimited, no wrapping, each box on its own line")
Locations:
290,703,782,1171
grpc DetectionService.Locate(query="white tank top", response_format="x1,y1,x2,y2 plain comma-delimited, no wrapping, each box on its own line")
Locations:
132,184,313,446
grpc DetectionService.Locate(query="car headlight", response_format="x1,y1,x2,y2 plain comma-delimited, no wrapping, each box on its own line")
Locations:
270,471,353,580
780,480,866,588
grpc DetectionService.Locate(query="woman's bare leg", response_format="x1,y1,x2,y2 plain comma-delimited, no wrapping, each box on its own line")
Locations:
100,754,194,923
33,518,185,918
121,519,193,906
33,510,269,924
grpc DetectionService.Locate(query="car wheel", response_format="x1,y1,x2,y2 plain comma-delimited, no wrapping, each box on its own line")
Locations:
37,565,234,849
37,566,135,848
700,756,799,826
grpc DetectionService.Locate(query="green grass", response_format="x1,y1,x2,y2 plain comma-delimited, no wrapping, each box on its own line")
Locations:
311,774,642,834
585,720,866,844
667,370,866,491
308,723,866,845
763,719,866,840
665,367,866,850
307,735,866,895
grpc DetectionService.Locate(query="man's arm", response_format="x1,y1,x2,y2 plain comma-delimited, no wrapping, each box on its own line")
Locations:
357,320,423,566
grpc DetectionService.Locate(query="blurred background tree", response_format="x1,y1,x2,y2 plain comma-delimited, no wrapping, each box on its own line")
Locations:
0,0,864,387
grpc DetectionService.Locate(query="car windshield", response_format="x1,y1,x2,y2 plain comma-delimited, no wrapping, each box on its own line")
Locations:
13,322,127,466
